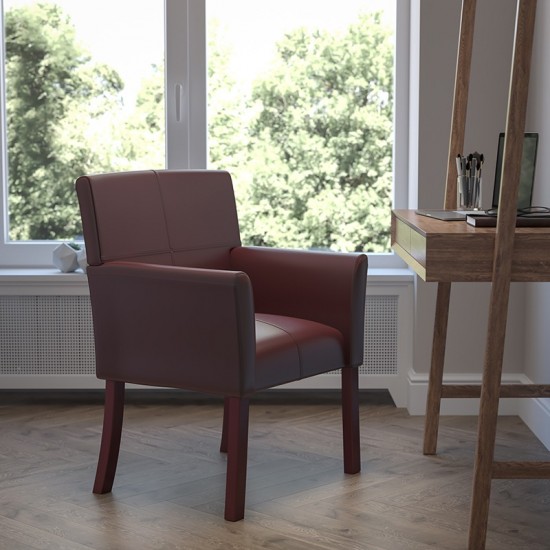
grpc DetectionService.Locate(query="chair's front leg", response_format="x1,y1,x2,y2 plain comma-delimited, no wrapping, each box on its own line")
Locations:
342,367,361,474
93,380,125,494
224,396,250,521
220,396,230,453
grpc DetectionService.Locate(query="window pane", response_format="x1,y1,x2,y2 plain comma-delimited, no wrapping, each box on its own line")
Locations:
207,1,395,253
3,0,165,241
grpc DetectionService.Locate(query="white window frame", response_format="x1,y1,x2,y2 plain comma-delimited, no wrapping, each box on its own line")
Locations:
0,0,408,269
166,0,206,170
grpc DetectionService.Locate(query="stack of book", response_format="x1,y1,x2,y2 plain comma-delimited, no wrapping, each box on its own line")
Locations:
466,213,550,227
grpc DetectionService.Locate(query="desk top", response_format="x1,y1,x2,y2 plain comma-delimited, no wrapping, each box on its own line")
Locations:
391,209,550,282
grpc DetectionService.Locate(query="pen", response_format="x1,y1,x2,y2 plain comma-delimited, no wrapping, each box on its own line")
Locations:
456,153,469,176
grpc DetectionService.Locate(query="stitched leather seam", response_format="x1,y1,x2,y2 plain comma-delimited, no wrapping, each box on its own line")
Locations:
257,318,304,379
152,169,175,265
150,170,238,263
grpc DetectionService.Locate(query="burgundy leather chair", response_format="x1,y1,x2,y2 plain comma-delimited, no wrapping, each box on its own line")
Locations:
76,169,368,521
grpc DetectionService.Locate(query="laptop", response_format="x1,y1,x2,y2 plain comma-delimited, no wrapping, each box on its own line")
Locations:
492,132,538,209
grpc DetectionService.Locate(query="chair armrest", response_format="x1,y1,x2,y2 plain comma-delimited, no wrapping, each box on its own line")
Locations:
230,246,368,366
86,262,255,396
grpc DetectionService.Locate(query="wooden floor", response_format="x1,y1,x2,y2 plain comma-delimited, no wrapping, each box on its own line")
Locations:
1,389,549,549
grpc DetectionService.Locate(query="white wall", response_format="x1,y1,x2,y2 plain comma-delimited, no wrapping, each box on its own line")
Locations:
522,1,550,447
525,1,550,382
409,0,527,413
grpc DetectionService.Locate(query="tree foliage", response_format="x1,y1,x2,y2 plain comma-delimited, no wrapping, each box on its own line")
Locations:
207,20,250,175
5,3,123,239
115,63,164,171
5,6,393,253
240,12,393,252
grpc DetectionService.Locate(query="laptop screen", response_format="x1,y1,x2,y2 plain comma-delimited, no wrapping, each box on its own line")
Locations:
492,132,539,209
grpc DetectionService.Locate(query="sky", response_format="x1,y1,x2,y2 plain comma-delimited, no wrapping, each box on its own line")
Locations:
207,0,395,87
4,0,395,104
4,0,164,106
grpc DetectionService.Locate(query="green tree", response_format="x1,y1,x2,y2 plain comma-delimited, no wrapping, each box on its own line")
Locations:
117,62,164,170
5,3,123,240
206,18,253,215
240,12,393,252
5,6,393,250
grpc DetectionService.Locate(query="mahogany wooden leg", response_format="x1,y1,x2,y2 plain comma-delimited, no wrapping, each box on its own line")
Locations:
220,396,230,453
342,367,360,474
423,282,452,455
224,397,250,521
93,380,125,494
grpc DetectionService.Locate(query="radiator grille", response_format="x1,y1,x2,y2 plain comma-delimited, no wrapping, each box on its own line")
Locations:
0,294,398,377
362,294,398,375
1,296,95,375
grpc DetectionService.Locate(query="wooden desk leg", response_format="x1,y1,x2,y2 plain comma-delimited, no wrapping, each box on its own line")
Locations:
468,284,509,549
423,282,452,455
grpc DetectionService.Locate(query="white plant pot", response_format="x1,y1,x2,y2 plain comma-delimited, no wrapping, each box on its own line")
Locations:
76,248,87,272
52,243,79,273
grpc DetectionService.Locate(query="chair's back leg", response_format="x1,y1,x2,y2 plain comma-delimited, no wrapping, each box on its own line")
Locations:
342,367,361,474
93,380,125,494
224,396,250,521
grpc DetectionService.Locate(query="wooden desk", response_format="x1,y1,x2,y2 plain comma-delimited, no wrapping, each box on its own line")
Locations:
392,209,550,282
405,1,538,547
392,208,550,549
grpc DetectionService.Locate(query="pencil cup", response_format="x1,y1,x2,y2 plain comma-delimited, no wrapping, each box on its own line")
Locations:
457,175,482,210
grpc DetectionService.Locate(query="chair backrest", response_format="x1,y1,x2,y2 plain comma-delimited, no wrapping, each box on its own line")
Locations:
76,170,241,269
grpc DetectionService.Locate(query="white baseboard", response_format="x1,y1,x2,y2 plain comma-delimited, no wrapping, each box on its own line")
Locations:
518,387,550,451
0,375,103,390
407,370,550,452
406,370,529,416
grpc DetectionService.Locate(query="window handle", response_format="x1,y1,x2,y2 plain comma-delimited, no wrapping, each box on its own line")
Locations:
175,83,184,122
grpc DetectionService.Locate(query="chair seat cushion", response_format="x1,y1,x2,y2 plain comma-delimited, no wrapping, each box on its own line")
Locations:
254,313,345,391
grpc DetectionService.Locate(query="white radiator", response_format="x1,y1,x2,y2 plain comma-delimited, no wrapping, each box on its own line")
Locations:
0,283,413,405
362,294,399,376
1,295,94,376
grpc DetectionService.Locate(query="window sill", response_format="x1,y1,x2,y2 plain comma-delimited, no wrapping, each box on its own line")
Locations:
0,268,89,295
0,267,414,296
367,268,414,283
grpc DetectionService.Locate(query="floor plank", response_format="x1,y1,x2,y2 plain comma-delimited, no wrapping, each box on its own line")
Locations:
1,389,549,549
